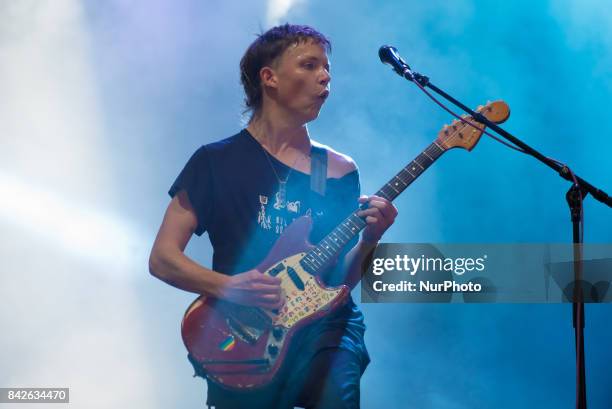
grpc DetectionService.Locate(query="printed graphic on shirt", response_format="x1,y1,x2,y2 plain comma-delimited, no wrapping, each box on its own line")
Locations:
273,188,286,210
257,188,316,235
275,215,287,234
258,195,272,230
287,200,300,214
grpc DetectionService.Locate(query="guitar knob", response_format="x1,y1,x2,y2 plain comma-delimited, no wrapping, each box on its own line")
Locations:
268,344,279,356
272,327,284,340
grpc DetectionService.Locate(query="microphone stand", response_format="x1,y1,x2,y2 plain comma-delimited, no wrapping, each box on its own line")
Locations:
392,65,611,409
567,185,587,409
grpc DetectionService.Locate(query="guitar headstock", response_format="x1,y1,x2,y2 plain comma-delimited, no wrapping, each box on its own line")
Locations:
436,100,510,151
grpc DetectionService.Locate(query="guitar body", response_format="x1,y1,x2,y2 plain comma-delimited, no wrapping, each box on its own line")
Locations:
181,215,350,390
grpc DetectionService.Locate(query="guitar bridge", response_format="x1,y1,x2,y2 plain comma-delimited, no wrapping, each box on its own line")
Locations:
219,301,272,344
226,316,261,344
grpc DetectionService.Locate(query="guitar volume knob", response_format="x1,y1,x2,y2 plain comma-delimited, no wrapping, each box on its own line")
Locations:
268,344,279,356
272,327,284,340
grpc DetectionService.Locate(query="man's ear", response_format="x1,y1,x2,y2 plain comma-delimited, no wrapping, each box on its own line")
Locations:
259,66,278,89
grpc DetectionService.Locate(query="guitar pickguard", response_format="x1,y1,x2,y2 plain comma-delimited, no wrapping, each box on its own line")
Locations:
264,253,344,328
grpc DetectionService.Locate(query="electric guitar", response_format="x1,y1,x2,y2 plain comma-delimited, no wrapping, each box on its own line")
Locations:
181,100,510,390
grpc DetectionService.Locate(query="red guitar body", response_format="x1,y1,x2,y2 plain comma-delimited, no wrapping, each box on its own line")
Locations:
181,215,350,391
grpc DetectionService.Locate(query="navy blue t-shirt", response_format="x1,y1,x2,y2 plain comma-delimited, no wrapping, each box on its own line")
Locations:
169,129,370,401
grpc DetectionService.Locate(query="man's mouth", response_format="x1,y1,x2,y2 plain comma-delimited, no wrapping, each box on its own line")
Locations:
318,90,330,100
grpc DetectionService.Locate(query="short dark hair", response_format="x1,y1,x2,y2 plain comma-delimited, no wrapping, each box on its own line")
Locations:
239,24,331,120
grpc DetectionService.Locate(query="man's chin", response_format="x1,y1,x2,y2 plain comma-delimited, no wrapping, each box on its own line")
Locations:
291,105,323,125
306,106,323,122
303,113,320,124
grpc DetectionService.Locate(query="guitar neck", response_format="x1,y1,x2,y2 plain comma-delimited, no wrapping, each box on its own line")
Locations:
301,140,447,274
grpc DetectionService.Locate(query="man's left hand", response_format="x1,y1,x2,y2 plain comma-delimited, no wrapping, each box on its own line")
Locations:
357,195,398,244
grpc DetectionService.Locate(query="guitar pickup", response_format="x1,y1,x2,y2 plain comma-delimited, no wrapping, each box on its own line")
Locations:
286,266,305,290
268,263,285,277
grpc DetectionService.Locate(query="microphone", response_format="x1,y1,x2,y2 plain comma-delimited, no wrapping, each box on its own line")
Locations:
378,45,412,77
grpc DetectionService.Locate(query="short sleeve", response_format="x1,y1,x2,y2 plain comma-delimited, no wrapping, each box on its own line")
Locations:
168,146,213,236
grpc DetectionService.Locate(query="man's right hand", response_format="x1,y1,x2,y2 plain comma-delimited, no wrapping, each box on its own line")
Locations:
220,269,285,310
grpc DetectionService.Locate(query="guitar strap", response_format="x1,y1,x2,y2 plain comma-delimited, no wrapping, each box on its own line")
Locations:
310,145,327,196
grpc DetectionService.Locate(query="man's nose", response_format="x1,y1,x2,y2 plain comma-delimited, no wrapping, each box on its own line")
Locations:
320,69,331,86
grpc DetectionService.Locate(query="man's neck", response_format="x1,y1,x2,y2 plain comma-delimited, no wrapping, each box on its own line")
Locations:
247,111,311,157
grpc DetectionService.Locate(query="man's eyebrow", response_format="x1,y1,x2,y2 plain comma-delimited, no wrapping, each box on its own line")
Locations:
301,55,331,68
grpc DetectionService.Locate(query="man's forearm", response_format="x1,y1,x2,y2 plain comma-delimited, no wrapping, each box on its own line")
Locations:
148,249,229,297
342,239,378,290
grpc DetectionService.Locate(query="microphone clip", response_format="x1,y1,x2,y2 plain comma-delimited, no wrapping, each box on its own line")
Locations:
410,71,430,87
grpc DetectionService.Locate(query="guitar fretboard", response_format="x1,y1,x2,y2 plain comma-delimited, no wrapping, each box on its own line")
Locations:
300,141,446,274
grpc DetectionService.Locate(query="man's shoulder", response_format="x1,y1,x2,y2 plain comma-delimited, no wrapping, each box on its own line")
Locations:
183,131,249,170
203,130,247,154
311,140,358,179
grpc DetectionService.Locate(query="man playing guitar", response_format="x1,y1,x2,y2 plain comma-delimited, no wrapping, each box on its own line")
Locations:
149,24,397,409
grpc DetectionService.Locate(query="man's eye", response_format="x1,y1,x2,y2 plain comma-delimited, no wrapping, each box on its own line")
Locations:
303,63,315,69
